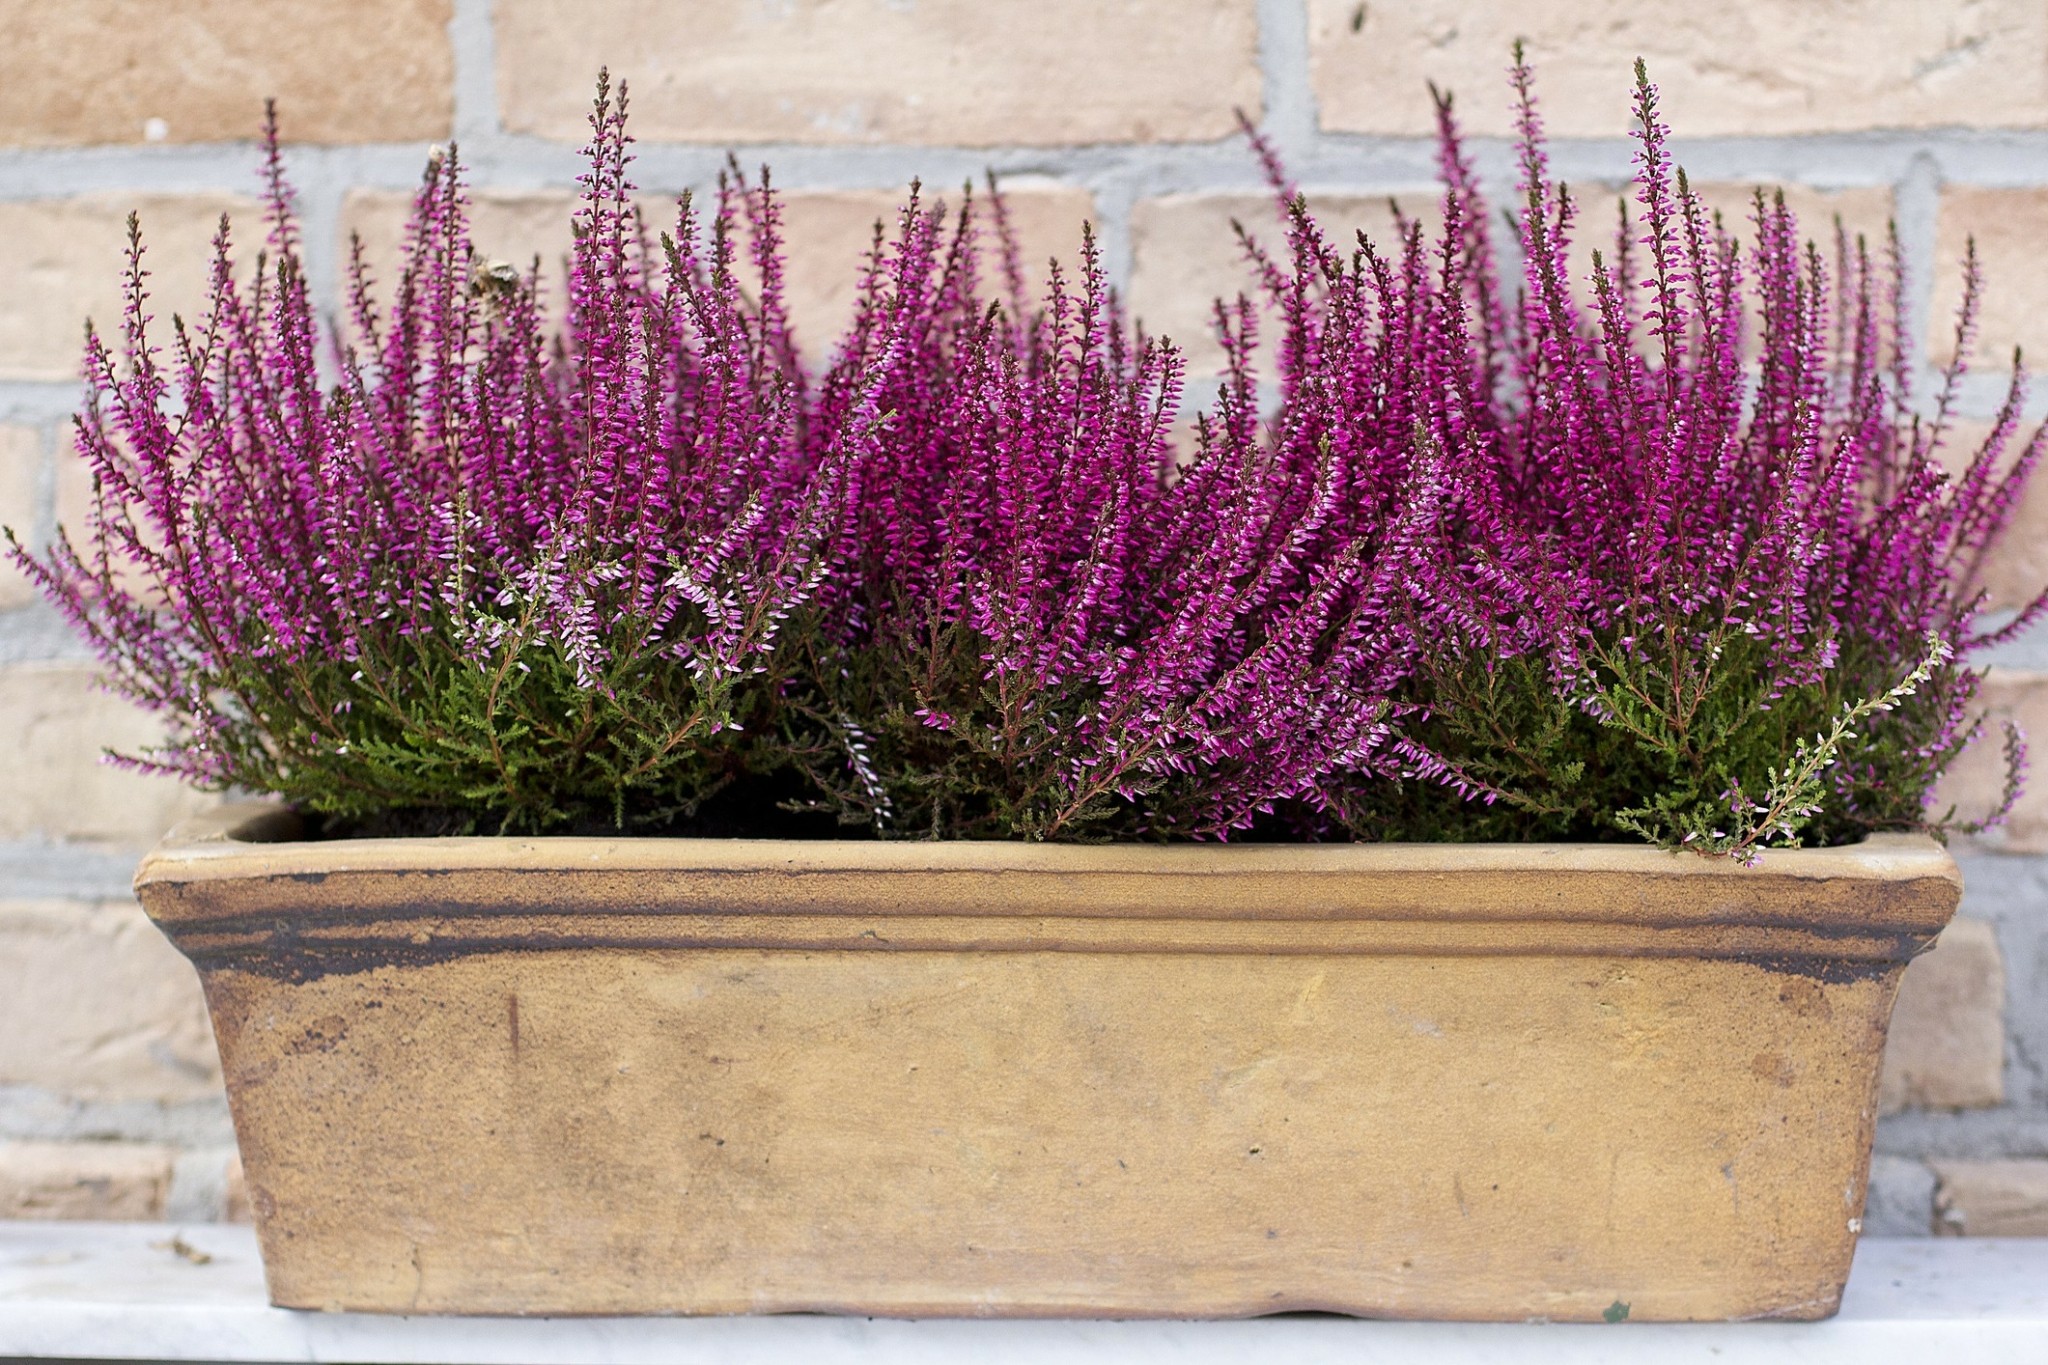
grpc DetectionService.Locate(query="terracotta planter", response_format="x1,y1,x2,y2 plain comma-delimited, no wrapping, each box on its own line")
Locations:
136,802,1958,1321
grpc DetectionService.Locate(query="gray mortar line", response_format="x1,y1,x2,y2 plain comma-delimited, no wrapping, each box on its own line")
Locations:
28,420,55,552
0,383,88,427
288,162,345,346
164,1145,238,1222
6,130,2048,200
1894,151,1944,405
1876,1108,2048,1160
1255,0,1317,163
449,0,503,146
0,1085,236,1148
0,837,152,900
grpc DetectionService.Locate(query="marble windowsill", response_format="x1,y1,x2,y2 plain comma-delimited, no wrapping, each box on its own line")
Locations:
1,1221,2045,1364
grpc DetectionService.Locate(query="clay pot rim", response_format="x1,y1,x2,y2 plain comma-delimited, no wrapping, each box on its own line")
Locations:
141,799,1960,882
135,802,1962,950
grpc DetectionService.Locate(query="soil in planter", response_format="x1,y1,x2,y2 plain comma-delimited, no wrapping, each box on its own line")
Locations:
305,769,862,842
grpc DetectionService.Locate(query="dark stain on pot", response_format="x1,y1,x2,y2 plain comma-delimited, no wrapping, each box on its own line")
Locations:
1776,977,1833,1019
1750,1051,1798,1087
507,993,520,1058
154,882,1939,984
285,1013,349,1055
1731,953,1901,986
172,930,1932,985
188,937,489,984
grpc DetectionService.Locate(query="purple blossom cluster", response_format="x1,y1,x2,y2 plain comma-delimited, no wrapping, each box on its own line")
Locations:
6,79,887,832
787,185,1424,838
1470,57,2041,699
7,60,2041,846
1272,55,2043,849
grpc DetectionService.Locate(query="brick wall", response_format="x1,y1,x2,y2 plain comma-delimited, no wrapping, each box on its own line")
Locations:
0,0,2043,1235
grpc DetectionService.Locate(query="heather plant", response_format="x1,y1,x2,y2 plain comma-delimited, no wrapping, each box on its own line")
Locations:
776,188,1427,840
1269,54,2044,854
12,60,2038,854
6,78,883,835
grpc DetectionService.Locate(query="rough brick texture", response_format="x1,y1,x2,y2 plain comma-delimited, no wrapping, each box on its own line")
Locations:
0,195,260,383
1130,183,1893,380
1130,192,1430,379
1931,422,2048,618
0,0,452,146
0,1141,175,1220
343,182,1095,364
1551,182,1896,319
1937,670,2048,854
1934,1159,2048,1235
1309,0,2048,137
496,0,1262,145
340,187,581,351
0,662,213,848
762,184,1098,356
1880,917,2006,1113
1930,187,2048,369
0,898,220,1102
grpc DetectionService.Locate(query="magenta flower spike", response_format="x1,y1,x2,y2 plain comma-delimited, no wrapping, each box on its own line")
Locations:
6,75,892,835
1293,53,2044,853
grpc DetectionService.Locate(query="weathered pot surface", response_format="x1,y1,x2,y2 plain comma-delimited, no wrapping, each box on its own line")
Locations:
137,802,1960,1320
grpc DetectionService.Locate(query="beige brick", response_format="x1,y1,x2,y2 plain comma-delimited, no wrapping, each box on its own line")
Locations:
496,0,1261,145
0,0,450,146
1980,479,2048,620
0,1141,175,1220
1129,191,1432,378
1929,187,2048,370
1879,917,2004,1113
1934,669,2048,851
1930,421,2048,618
0,898,221,1102
1445,180,1889,305
342,181,1097,365
50,435,91,565
0,426,41,610
0,194,261,383
339,187,581,343
771,183,1097,358
1561,182,1895,348
1132,181,1892,380
0,661,213,849
50,429,181,605
1310,0,2048,138
1686,184,1894,256
1933,1159,2048,1235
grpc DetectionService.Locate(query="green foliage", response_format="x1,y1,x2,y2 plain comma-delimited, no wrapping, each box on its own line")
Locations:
1336,631,1994,856
193,604,762,837
774,617,1171,843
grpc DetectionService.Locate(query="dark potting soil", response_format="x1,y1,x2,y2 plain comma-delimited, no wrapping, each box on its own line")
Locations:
304,769,864,842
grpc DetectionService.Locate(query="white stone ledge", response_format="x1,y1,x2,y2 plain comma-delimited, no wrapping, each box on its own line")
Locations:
1,1222,2044,1364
